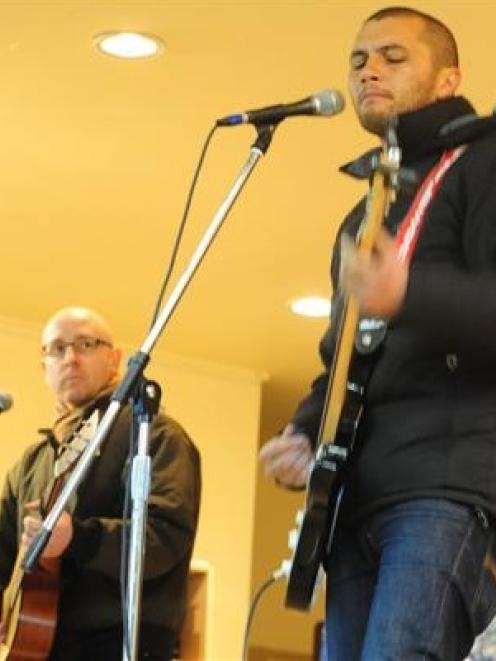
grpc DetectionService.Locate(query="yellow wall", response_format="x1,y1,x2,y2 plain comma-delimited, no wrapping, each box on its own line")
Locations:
0,316,263,661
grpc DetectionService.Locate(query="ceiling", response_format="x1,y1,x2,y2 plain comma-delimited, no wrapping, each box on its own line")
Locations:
0,1,493,436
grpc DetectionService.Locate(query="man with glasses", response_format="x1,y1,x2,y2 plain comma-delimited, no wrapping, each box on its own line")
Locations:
0,306,201,660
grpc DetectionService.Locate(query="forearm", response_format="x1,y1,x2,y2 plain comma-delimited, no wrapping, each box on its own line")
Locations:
66,427,201,580
66,508,197,580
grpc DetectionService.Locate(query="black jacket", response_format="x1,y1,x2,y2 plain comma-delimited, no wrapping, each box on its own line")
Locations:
291,96,496,521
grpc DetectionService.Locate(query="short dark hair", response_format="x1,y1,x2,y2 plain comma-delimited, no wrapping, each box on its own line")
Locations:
365,6,459,68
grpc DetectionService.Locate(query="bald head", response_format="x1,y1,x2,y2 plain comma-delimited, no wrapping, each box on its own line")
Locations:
41,307,121,409
42,307,115,347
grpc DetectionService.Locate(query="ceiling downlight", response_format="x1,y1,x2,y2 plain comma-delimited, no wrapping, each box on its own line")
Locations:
94,32,164,59
290,296,331,318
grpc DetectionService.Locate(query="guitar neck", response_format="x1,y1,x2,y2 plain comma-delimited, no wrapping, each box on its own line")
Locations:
316,167,391,449
318,296,360,446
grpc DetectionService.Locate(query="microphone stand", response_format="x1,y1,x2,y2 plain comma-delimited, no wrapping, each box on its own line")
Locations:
123,379,161,661
22,124,276,661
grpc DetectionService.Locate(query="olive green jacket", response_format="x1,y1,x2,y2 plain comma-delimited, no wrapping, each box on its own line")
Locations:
0,396,201,636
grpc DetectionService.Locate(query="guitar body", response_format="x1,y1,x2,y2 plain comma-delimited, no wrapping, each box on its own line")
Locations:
285,392,363,610
0,559,60,661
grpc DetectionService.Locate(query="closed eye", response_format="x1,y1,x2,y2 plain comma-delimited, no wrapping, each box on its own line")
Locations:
382,46,408,63
350,45,409,70
350,51,367,70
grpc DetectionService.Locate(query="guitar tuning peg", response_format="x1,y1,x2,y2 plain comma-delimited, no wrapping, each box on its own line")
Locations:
288,528,299,551
272,559,292,581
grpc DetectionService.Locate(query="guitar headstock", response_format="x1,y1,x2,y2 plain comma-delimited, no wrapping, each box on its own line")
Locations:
375,118,402,203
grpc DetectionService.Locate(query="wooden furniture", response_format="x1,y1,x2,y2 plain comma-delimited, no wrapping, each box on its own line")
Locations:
178,560,211,660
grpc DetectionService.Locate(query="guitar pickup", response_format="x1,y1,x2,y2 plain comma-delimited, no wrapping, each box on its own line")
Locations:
347,381,364,395
315,444,348,472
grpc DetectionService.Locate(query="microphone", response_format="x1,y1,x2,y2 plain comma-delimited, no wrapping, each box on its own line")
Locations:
217,89,345,127
0,393,13,414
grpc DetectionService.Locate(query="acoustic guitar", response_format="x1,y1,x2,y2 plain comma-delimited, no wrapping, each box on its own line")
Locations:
285,126,401,611
0,411,99,660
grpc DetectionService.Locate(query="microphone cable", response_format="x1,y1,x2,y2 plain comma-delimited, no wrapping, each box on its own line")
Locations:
148,123,218,329
241,560,291,661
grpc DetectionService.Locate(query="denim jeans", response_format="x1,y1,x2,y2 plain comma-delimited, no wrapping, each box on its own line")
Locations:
325,499,496,661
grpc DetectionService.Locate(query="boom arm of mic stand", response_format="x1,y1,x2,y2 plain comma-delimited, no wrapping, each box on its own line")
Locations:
141,124,275,356
22,124,275,574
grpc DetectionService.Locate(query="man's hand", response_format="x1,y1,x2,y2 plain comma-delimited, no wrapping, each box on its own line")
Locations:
259,424,314,489
340,228,408,318
22,501,73,559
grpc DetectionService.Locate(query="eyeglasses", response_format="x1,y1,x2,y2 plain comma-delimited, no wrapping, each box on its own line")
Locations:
42,337,113,359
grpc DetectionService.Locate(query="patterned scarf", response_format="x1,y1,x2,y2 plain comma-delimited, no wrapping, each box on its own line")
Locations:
52,377,119,445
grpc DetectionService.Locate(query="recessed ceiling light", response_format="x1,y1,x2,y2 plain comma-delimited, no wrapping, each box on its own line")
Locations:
290,296,331,318
95,32,164,59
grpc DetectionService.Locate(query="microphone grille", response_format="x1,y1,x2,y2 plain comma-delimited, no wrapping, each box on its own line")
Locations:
315,89,346,116
0,392,13,412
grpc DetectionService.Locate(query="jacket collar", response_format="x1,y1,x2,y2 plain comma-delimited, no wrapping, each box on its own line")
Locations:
341,96,479,180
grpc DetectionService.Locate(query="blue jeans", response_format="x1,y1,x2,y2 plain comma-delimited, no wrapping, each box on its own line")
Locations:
325,499,496,661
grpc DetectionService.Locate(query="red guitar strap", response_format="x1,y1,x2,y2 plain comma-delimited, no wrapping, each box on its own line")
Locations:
355,146,465,356
396,146,466,264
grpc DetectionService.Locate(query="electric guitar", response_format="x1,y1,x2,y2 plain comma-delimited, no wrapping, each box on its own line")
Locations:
0,411,99,660
285,127,401,611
